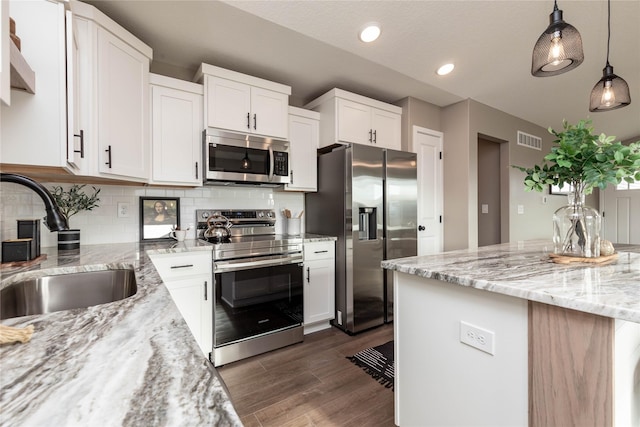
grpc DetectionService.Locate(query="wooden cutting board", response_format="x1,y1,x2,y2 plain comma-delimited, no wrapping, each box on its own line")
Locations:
0,254,47,269
549,252,618,264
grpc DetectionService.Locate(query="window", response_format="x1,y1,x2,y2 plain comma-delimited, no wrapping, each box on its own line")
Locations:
616,179,640,190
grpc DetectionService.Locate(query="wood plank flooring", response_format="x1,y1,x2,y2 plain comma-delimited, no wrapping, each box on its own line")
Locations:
217,323,395,427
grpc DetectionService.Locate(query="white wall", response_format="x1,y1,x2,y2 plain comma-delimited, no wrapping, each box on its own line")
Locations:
0,182,304,247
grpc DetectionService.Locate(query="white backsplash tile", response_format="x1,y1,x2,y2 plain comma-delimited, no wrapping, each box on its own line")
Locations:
1,182,305,248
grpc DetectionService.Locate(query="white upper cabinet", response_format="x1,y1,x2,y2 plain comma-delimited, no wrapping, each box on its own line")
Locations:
305,88,402,150
71,1,152,182
286,107,320,192
1,0,68,169
149,74,203,186
195,63,290,139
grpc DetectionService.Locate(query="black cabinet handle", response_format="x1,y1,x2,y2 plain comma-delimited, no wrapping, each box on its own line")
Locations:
290,170,293,185
418,225,425,231
204,280,208,301
105,145,112,168
247,112,250,129
170,264,194,269
314,250,328,254
253,113,257,130
73,129,85,158
195,161,199,180
306,266,310,283
369,129,373,143
373,130,377,144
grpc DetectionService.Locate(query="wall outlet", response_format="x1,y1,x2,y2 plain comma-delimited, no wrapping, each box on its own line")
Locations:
517,204,524,214
460,321,495,355
117,202,130,218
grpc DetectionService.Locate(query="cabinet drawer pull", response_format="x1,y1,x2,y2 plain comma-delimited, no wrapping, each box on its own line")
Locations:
170,264,194,269
247,112,250,129
73,129,85,158
204,280,208,301
373,130,377,144
369,129,373,143
195,161,199,180
314,250,328,254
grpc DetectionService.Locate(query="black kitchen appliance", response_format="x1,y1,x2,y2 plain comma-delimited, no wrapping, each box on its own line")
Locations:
197,209,303,366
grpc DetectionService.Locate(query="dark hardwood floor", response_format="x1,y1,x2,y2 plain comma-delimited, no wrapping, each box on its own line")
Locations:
217,323,395,427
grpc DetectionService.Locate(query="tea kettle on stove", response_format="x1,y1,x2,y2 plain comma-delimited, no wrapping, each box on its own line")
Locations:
204,214,232,241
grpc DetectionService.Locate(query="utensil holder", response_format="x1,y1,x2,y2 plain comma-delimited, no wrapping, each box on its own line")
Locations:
286,218,301,236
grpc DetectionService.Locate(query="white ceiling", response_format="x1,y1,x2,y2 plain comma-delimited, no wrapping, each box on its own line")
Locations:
84,0,640,141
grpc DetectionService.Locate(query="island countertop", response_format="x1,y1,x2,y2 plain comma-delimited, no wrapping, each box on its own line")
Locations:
0,240,241,427
382,240,640,323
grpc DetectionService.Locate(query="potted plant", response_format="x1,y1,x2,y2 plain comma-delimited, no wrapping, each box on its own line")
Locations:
514,119,640,257
50,184,101,250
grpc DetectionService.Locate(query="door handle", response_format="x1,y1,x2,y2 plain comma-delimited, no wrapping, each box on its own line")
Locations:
418,225,425,231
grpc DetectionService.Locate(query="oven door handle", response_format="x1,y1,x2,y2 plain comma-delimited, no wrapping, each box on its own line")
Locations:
214,254,302,273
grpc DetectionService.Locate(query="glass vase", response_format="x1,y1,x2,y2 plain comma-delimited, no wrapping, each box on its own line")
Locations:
553,192,601,257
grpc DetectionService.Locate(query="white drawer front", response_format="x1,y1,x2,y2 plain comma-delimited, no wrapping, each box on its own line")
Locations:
304,241,335,261
150,251,212,280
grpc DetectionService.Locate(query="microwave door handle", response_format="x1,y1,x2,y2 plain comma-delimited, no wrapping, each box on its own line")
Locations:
268,146,274,182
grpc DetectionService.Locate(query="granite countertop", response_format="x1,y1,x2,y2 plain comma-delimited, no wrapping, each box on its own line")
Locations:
382,240,640,323
0,240,241,427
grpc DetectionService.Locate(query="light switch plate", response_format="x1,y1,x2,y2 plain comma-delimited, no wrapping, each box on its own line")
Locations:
117,202,130,218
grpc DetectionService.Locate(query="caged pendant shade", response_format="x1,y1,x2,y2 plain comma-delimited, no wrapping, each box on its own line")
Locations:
531,0,584,77
589,0,631,112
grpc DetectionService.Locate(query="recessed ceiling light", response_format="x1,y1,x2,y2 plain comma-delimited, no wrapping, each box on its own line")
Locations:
359,23,381,43
436,63,455,76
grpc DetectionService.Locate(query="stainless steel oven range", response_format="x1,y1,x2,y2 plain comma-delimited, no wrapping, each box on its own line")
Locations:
196,209,303,366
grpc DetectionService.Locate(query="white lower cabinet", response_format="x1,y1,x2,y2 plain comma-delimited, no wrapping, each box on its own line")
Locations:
149,251,212,357
303,240,336,334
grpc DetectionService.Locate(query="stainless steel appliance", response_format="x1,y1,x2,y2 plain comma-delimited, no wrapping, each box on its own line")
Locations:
196,209,303,366
203,128,290,186
305,145,417,334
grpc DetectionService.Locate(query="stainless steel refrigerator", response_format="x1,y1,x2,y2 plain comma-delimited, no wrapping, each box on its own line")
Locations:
305,144,417,334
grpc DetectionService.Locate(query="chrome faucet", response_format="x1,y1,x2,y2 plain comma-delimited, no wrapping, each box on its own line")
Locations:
1,173,69,231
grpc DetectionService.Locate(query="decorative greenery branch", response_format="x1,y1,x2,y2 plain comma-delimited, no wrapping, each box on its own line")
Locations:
50,184,101,221
513,119,640,195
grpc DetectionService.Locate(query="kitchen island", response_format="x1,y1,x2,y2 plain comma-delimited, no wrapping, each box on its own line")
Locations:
0,241,241,427
382,240,640,427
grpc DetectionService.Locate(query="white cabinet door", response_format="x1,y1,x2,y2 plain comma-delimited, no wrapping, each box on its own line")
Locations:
337,98,371,145
372,107,402,150
303,241,335,333
251,86,289,139
1,0,68,168
97,26,149,180
286,110,318,192
205,76,251,133
149,251,213,357
164,276,212,357
150,76,203,186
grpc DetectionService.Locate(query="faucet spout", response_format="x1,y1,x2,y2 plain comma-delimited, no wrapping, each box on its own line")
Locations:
1,173,69,231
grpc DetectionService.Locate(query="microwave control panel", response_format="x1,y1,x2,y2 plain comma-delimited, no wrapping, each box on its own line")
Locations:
273,152,288,176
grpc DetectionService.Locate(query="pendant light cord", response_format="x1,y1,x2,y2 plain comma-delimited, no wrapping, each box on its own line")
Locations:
605,0,611,66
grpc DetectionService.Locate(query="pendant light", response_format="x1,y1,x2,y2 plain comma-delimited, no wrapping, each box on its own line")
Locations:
589,0,631,112
531,0,584,77
241,149,251,170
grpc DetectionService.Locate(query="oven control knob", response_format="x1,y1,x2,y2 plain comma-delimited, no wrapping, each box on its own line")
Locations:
258,211,264,218
265,211,272,218
201,212,210,220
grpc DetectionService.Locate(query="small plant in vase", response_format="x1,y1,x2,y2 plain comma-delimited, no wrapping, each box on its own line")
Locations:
514,119,640,257
50,184,101,250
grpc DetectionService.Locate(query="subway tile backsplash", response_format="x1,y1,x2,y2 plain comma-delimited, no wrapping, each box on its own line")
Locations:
1,182,305,248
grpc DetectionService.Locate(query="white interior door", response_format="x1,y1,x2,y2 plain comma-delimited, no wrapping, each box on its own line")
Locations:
413,126,443,255
601,181,640,244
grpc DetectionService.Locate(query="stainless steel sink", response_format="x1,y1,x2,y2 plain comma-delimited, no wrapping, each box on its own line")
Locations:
0,269,137,320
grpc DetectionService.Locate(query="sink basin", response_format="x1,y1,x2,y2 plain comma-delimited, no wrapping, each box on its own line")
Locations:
0,269,137,320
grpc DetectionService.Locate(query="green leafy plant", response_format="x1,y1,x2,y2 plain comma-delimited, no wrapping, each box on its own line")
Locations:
513,119,640,195
50,184,101,223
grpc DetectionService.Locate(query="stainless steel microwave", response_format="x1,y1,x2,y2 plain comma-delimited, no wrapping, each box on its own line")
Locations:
203,128,290,185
